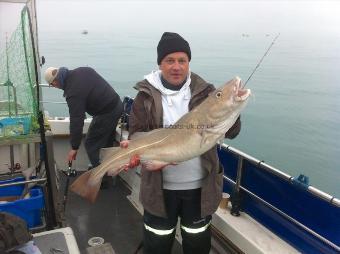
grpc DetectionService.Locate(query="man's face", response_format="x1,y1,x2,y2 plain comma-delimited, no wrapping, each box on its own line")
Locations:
49,69,60,88
50,79,60,89
159,52,189,86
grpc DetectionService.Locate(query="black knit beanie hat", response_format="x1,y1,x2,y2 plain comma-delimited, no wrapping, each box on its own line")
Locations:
157,32,191,65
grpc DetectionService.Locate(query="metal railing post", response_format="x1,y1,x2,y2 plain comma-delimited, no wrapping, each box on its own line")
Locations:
230,155,244,216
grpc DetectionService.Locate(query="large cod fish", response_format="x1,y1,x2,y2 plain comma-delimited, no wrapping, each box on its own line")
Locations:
70,77,251,202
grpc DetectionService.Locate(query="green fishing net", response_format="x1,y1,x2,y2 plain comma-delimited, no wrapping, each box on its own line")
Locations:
0,7,39,139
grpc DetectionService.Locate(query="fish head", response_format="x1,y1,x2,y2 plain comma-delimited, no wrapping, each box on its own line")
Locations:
209,76,250,112
204,77,251,129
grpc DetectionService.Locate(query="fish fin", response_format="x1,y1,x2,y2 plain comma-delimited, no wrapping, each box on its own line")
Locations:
217,137,224,145
70,170,101,203
142,160,173,171
99,147,120,161
200,131,210,148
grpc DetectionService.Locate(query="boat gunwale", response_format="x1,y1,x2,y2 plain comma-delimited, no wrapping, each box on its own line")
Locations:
221,143,340,207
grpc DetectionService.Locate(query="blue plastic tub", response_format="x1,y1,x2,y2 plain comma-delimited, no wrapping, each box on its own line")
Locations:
0,177,26,194
0,116,31,137
0,177,44,228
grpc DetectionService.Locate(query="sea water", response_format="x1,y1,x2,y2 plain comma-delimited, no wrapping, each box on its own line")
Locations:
2,0,339,196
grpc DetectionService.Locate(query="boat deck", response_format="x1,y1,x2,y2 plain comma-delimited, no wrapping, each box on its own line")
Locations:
64,174,183,254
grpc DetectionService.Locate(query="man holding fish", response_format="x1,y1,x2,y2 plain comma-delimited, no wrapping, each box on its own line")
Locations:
128,32,242,254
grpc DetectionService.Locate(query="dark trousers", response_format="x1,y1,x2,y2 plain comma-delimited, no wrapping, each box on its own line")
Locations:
85,100,123,167
143,189,212,254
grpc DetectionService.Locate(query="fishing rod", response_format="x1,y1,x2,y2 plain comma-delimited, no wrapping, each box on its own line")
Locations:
242,33,280,88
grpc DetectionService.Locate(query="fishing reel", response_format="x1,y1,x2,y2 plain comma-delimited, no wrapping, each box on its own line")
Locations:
62,161,77,177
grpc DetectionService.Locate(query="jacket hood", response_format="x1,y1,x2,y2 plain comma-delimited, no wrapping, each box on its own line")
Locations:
135,71,211,98
144,70,191,97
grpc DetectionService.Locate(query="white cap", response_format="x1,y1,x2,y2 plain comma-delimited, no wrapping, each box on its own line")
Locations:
44,67,59,84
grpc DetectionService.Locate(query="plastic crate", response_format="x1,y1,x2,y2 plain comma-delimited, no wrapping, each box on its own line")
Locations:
0,116,31,137
0,177,44,228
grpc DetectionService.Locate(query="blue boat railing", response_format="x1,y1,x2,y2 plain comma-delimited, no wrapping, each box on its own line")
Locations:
223,144,340,207
219,143,340,254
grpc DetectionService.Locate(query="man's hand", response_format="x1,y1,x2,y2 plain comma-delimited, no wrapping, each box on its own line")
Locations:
67,149,78,162
142,161,178,171
120,140,129,148
118,141,140,171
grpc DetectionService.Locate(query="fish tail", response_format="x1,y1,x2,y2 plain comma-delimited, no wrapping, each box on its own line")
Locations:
70,170,101,203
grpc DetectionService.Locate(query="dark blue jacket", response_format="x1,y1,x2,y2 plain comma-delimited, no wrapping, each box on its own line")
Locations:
63,67,120,149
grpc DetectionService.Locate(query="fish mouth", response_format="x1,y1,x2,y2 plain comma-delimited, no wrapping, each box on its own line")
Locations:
235,77,251,102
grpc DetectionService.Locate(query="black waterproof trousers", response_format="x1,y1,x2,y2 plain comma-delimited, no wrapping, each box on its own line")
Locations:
84,100,123,167
143,188,212,254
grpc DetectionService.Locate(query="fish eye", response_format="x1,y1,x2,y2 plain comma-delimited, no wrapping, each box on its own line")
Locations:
215,91,222,98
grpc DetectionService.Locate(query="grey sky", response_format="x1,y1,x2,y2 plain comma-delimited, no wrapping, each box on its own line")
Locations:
41,1,339,34
1,0,340,49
